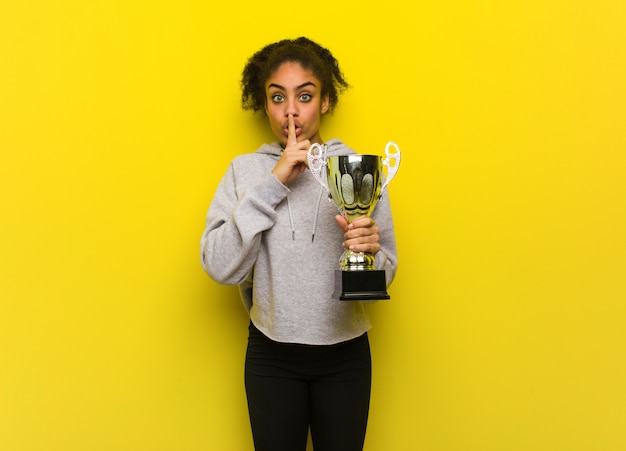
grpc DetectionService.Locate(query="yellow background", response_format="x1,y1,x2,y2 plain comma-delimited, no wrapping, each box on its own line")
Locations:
1,1,625,450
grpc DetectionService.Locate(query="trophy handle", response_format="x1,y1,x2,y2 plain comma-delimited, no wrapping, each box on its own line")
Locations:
307,143,329,192
380,141,401,196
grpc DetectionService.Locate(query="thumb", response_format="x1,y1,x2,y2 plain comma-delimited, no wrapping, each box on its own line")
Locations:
335,214,348,231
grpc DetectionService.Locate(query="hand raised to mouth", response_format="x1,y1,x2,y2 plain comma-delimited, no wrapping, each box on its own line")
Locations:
272,114,312,185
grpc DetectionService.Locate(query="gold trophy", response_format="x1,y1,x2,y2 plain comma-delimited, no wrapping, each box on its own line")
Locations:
308,142,401,300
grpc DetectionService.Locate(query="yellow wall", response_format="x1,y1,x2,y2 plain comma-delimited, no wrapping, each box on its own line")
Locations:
1,1,625,450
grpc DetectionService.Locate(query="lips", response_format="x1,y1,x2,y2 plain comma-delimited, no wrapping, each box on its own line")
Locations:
283,124,302,137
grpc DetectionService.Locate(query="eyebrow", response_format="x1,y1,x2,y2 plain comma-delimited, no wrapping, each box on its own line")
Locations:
267,81,317,90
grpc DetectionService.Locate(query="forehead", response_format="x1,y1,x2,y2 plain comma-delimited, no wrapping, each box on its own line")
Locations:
265,62,321,89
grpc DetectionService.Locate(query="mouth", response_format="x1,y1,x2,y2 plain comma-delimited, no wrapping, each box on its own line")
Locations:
285,118,302,129
283,125,302,137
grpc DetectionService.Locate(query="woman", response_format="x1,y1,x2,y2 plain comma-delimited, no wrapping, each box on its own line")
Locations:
200,37,398,451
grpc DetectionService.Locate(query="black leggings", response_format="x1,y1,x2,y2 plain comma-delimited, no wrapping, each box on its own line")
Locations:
244,322,372,451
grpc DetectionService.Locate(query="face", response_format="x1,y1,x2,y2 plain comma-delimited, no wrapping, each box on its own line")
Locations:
264,62,330,146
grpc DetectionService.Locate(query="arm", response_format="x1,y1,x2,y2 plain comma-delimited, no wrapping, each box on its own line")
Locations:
200,161,290,285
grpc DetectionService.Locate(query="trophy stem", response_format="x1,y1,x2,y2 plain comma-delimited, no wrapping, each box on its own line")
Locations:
339,249,376,271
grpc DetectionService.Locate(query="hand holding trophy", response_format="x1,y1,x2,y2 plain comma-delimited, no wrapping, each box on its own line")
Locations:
308,142,401,300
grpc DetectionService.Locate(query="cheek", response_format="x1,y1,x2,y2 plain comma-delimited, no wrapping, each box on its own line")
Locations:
266,110,281,127
266,113,285,138
308,109,323,125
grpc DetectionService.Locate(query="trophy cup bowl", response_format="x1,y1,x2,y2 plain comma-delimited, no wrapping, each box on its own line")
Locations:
308,142,400,301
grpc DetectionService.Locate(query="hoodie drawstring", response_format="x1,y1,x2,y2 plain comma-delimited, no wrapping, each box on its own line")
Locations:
287,197,296,241
311,185,325,242
286,184,326,242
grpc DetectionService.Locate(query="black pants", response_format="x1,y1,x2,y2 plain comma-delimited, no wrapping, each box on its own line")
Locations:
245,322,372,451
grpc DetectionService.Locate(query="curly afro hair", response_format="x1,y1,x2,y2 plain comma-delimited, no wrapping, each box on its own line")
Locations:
241,37,349,114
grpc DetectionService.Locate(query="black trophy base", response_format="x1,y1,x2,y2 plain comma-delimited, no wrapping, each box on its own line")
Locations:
333,270,390,301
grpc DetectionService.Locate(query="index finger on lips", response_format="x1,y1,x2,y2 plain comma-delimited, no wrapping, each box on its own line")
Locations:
287,114,297,146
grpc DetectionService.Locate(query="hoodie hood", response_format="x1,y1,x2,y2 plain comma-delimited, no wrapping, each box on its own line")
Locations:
255,138,351,158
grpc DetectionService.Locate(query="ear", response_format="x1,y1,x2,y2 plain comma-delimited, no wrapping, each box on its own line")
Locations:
321,93,330,114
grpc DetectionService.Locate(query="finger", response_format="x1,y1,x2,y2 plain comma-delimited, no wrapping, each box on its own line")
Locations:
334,214,348,231
345,235,380,253
287,114,297,146
348,215,373,229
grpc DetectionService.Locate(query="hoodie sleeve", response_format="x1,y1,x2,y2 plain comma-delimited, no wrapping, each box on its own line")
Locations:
200,160,290,285
372,190,399,287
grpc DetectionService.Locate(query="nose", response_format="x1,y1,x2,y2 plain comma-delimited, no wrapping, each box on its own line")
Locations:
284,98,298,117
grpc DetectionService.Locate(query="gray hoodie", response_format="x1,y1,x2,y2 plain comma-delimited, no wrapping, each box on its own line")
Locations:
200,138,398,345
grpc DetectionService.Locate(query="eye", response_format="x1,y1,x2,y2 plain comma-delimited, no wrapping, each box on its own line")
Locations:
299,93,312,102
271,94,285,103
